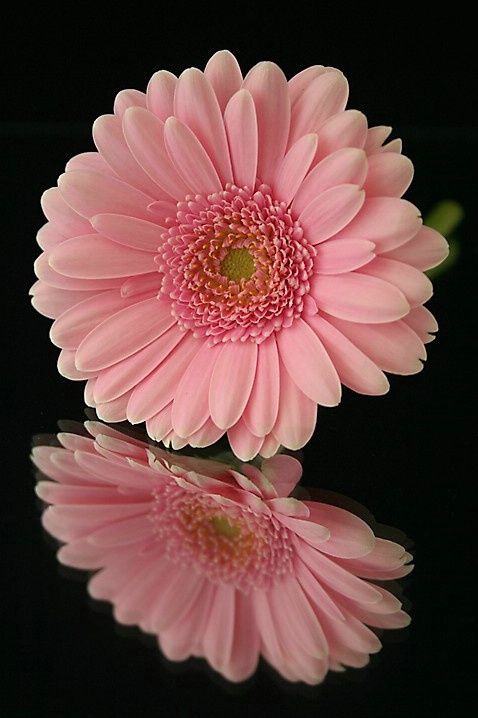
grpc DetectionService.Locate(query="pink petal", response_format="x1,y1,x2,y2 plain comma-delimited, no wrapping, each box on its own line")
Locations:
31,284,102,320
314,110,368,163
242,336,280,437
314,238,375,274
92,114,162,197
261,454,303,497
275,514,330,545
273,361,317,449
227,419,264,461
202,584,236,672
299,185,365,244
358,256,432,307
308,314,389,395
163,116,222,195
41,187,92,236
381,138,402,153
384,225,449,271
268,497,309,518
57,349,96,380
364,152,414,198
259,433,281,458
311,273,410,323
325,314,426,374
223,589,260,682
93,327,185,403
127,332,199,422
123,107,192,199
36,222,68,251
148,565,205,633
65,152,114,176
120,273,162,298
91,213,164,252
174,67,233,185
159,581,215,659
50,289,144,349
334,197,422,252
288,69,349,147
49,234,156,279
188,418,225,448
305,502,375,559
288,65,326,104
171,341,221,436
58,170,154,221
34,253,124,291
364,125,392,153
204,50,243,113
294,557,346,622
243,61,290,184
76,296,175,371
145,403,173,441
403,305,438,343
292,148,368,216
209,340,258,430
277,318,341,406
95,392,131,422
113,89,146,116
224,89,258,189
273,133,318,206
146,70,177,120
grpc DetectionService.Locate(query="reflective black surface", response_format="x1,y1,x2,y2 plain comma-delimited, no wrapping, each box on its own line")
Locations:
4,10,475,717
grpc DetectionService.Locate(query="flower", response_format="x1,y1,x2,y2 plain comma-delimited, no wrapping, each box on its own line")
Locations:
33,421,413,685
31,51,448,458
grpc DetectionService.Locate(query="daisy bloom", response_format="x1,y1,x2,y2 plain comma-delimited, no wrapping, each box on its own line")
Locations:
31,51,448,458
33,421,413,685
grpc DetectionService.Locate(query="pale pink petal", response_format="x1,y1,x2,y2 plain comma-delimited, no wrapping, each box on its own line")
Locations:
275,514,330,545
381,138,402,153
358,256,433,307
334,197,422,252
34,253,124,291
292,148,368,216
288,69,348,147
127,333,199,423
294,557,346,622
58,349,96,380
277,318,341,406
113,89,146,116
93,327,185,403
314,239,375,274
65,152,115,176
308,314,389,395
92,114,162,197
58,170,154,221
202,584,236,672
224,89,258,189
314,110,368,162
364,125,392,153
288,65,326,104
325,314,426,374
243,62,290,184
384,225,449,271
311,273,410,323
259,434,281,458
304,502,375,559
163,116,222,195
76,296,175,371
364,152,414,197
227,419,264,461
91,214,164,252
148,565,206,633
171,341,221,436
273,362,317,450
146,403,173,441
261,454,302,498
120,273,162,298
49,234,156,279
273,133,318,205
159,582,215,660
204,50,243,113
96,391,132,422
189,418,225,448
299,185,365,244
174,68,233,184
223,589,260,682
31,284,102,320
146,70,177,120
403,305,438,344
123,107,192,199
209,340,258,430
36,222,68,251
41,187,92,236
242,336,280,437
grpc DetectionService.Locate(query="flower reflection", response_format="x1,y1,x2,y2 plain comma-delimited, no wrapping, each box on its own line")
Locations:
32,420,413,685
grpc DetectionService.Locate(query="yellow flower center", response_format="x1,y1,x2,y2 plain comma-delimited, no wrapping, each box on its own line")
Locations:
220,247,255,282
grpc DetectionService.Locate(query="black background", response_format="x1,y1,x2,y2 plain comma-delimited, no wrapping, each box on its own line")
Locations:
3,6,476,717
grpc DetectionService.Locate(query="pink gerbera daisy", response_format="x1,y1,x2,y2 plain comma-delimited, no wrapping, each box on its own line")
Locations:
33,421,413,685
31,51,448,459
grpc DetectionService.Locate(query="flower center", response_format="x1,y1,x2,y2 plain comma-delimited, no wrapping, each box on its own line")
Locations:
220,247,255,282
150,485,294,592
158,183,316,344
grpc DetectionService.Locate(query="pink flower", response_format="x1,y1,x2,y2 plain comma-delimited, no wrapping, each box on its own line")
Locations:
31,51,448,458
33,421,413,685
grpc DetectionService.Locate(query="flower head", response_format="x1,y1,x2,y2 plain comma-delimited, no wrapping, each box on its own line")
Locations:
31,51,448,458
33,422,413,685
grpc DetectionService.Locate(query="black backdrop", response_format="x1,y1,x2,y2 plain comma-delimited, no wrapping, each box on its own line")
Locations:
3,6,476,717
